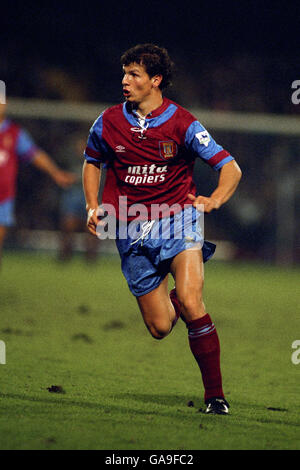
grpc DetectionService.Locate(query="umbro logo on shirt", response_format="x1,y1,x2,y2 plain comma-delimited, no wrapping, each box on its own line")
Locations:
115,145,126,152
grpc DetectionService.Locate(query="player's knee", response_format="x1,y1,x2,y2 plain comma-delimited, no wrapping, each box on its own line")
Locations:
147,321,171,340
177,284,204,316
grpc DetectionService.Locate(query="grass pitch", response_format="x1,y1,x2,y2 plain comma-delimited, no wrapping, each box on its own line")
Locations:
0,251,300,450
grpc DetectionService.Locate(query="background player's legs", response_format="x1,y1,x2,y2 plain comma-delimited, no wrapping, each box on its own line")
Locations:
137,275,176,339
59,215,79,260
59,215,98,262
170,248,225,403
84,230,99,262
0,199,14,268
0,225,7,267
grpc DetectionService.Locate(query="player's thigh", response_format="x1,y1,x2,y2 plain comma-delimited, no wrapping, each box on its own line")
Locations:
0,226,7,263
137,275,175,338
170,248,205,315
0,225,7,246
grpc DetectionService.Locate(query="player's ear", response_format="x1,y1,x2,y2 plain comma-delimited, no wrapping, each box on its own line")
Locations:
152,75,163,89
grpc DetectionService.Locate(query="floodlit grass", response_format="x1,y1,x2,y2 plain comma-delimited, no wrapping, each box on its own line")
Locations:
0,251,300,450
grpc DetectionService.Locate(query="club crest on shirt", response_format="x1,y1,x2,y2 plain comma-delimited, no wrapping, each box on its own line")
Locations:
159,141,178,160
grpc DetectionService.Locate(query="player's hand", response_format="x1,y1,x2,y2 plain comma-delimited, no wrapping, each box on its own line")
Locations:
187,193,222,213
53,170,77,188
86,206,106,237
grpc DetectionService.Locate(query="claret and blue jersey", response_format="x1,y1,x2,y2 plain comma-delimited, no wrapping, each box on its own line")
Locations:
84,97,234,220
0,119,38,226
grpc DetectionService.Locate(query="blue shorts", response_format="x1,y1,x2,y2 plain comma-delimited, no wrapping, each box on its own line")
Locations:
115,206,216,297
0,198,15,227
60,187,86,219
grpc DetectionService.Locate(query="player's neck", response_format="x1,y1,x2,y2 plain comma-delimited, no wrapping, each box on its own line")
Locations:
136,93,163,117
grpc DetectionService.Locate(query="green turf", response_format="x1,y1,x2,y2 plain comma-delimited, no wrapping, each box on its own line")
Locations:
0,251,300,450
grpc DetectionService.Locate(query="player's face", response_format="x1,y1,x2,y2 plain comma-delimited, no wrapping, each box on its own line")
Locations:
122,63,159,105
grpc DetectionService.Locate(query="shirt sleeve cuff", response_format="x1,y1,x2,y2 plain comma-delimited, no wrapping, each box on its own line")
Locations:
84,146,105,164
206,150,234,171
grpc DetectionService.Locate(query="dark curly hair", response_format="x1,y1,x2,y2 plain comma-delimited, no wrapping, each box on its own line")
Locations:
121,43,174,90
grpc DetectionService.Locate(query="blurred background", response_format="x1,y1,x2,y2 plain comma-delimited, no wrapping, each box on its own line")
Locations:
1,0,299,265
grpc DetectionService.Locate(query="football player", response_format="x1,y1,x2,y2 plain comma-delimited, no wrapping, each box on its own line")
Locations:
0,102,76,265
83,44,242,415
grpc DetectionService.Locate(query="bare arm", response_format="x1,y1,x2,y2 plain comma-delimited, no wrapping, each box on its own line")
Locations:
82,160,101,236
32,150,76,188
188,160,242,212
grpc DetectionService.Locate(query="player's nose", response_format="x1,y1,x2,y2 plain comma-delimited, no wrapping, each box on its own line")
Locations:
122,73,130,85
